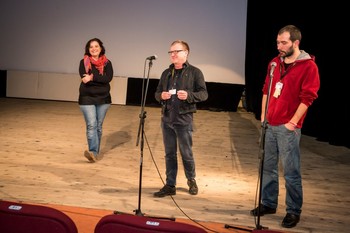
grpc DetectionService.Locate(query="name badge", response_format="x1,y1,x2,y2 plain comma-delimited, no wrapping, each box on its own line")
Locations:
273,82,283,98
169,89,176,95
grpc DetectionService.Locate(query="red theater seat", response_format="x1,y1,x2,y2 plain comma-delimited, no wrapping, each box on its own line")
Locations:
0,200,78,233
95,213,207,233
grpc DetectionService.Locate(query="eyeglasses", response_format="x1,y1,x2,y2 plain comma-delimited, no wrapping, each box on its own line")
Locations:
168,50,184,55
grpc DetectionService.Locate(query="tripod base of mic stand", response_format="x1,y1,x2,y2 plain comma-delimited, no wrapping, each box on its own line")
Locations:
113,209,175,221
224,224,254,232
134,209,143,216
251,229,284,233
225,224,282,232
113,210,130,215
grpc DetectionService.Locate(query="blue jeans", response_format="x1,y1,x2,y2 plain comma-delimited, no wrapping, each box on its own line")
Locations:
262,124,302,215
80,104,110,155
161,121,196,186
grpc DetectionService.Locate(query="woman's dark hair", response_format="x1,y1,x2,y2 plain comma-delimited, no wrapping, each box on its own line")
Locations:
84,38,106,56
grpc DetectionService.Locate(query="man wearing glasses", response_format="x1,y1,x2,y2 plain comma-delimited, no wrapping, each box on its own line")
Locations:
154,40,208,197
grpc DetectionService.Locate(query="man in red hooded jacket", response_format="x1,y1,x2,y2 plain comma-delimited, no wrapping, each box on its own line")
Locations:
250,25,320,228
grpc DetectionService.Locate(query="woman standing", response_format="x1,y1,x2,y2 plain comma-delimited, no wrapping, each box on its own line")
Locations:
78,38,113,162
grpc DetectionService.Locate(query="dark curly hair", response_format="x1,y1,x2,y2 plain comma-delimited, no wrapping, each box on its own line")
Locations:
84,38,106,56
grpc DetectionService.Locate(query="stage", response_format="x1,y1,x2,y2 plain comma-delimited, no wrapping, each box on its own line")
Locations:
0,98,349,233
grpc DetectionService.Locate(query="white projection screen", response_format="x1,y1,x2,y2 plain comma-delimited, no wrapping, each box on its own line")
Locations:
0,0,247,84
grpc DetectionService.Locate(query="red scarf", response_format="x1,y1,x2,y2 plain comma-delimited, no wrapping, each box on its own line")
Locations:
84,55,108,75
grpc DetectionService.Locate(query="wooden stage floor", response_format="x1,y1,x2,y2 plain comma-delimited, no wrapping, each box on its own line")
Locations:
0,98,349,233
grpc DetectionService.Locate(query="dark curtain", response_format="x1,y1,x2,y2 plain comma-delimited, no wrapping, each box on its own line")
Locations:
245,1,349,148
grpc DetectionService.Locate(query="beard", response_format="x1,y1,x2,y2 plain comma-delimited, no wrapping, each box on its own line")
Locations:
280,45,294,58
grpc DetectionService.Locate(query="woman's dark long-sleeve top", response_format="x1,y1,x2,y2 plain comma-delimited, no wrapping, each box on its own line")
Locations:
78,59,113,105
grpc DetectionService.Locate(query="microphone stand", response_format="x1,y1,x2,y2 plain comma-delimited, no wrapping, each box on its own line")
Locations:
113,59,152,218
135,60,175,220
134,59,153,216
254,65,275,230
114,59,174,221
225,65,275,232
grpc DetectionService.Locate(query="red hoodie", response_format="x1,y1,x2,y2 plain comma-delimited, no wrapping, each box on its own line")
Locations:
262,50,320,128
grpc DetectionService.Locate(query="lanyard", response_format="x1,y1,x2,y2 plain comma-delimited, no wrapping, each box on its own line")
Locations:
279,62,295,80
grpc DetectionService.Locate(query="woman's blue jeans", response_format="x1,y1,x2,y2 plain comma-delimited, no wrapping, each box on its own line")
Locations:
161,121,196,187
262,124,302,215
80,104,110,155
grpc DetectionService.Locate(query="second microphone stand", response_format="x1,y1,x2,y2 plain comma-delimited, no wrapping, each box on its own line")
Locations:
225,63,277,232
134,59,153,216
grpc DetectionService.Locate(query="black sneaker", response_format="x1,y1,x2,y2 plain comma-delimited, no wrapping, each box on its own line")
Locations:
282,213,300,228
154,185,176,197
250,204,276,216
187,179,198,195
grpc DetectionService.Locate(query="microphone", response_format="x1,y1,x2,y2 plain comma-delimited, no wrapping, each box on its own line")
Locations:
146,55,157,60
270,62,277,76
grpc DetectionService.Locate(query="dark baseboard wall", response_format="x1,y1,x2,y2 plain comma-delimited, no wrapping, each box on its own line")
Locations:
126,77,245,112
0,71,244,112
0,70,7,97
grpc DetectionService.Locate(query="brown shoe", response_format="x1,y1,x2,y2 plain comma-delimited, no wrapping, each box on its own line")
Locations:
84,150,96,163
187,179,198,195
